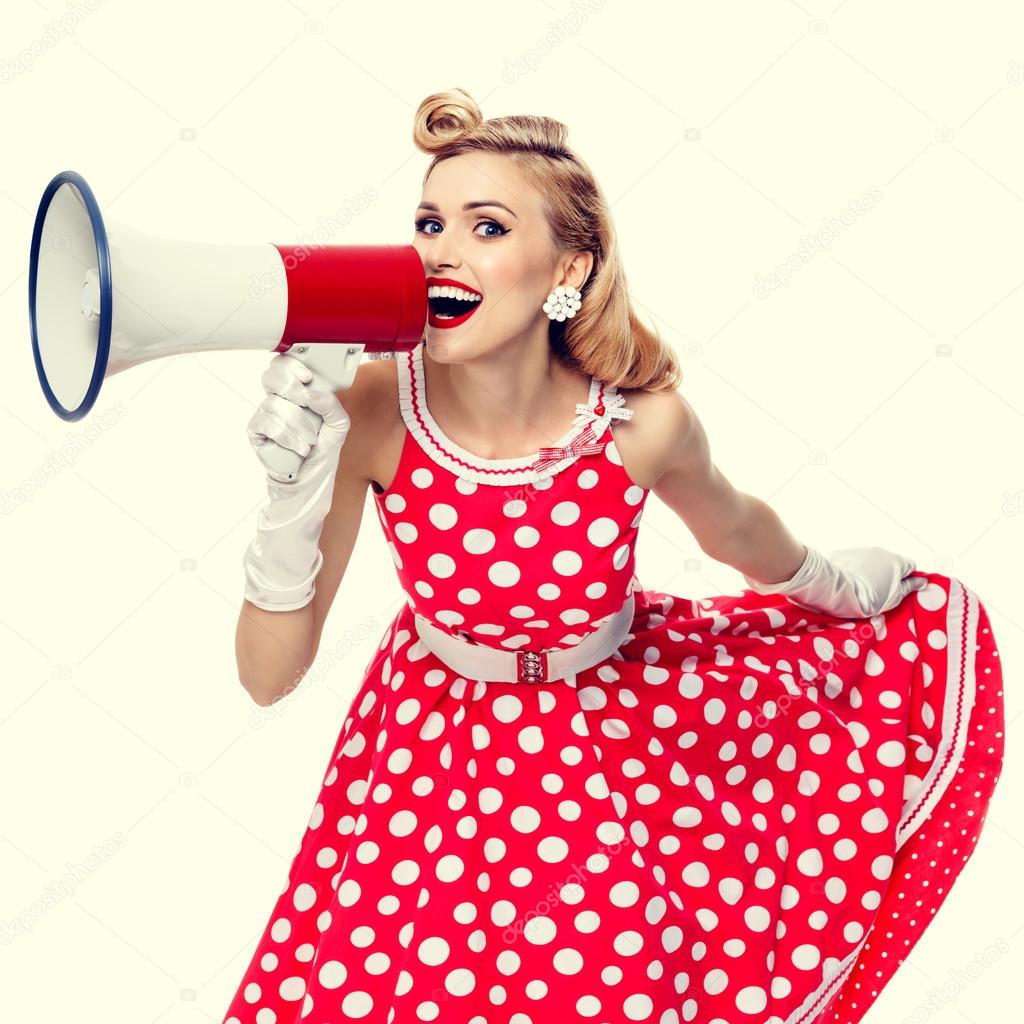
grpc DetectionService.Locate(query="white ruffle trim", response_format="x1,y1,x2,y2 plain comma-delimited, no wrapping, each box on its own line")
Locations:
397,344,626,487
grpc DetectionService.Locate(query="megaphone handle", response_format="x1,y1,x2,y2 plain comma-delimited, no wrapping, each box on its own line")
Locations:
261,344,363,484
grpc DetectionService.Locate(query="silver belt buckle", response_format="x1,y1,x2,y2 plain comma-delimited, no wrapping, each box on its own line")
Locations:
516,648,549,683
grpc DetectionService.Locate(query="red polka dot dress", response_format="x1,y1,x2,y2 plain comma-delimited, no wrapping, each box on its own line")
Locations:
221,343,1005,1024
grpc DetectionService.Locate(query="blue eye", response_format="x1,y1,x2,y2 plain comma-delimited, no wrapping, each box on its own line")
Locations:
414,218,509,238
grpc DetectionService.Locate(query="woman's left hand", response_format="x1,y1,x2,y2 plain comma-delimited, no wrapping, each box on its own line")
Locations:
744,544,928,618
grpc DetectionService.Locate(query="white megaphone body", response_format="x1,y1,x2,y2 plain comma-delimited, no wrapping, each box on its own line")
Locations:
28,170,427,481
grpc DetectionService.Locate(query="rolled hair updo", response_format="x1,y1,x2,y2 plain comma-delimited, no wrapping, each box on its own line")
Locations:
410,87,682,394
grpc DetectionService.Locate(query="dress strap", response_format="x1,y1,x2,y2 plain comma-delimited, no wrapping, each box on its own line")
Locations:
574,388,633,427
532,383,633,473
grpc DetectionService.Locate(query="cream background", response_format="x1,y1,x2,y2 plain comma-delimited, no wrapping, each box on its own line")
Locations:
0,0,1020,1021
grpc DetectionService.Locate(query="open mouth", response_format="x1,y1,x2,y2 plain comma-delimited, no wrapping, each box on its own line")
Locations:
427,288,483,328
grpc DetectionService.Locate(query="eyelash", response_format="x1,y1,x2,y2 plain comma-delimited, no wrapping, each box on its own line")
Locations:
414,217,509,239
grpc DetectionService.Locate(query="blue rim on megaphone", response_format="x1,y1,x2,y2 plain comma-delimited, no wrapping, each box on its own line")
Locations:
27,167,428,477
29,169,113,422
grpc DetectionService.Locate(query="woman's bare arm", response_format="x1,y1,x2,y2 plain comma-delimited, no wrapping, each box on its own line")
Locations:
236,360,390,706
633,390,806,585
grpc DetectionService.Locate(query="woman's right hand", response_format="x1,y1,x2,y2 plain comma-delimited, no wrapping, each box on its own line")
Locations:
247,353,351,485
242,353,352,612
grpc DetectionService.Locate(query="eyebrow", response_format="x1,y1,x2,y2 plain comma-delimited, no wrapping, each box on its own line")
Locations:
416,200,518,220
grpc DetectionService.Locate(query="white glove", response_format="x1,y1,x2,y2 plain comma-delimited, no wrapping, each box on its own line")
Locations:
242,353,351,611
742,544,927,618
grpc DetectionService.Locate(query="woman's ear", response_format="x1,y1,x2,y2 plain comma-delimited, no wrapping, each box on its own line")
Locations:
563,249,594,290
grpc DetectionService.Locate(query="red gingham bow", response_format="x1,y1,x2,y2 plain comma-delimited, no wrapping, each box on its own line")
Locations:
532,422,606,473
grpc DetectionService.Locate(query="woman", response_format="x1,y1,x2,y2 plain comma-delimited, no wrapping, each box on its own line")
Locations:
223,88,1004,1024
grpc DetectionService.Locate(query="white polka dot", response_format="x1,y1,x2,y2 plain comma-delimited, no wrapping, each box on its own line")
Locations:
318,960,347,988
427,553,456,578
389,809,418,837
293,884,316,911
418,936,450,966
587,517,618,547
624,993,654,1020
792,944,820,970
877,740,906,767
861,807,889,833
489,561,521,587
552,502,581,526
744,906,770,932
515,526,540,548
411,468,433,488
682,862,710,887
871,854,894,880
609,881,640,907
797,848,823,876
394,522,418,543
736,986,767,1013
917,582,947,610
436,855,465,882
553,948,585,974
552,550,583,576
703,968,728,995
834,838,858,860
524,916,556,945
493,695,524,723
537,836,569,862
429,503,458,530
704,699,726,725
817,814,840,835
463,529,495,554
340,991,373,1017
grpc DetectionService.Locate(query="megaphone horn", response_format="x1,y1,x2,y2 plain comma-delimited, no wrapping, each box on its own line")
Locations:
28,170,427,480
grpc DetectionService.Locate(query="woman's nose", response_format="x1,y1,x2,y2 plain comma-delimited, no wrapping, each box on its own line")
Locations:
423,234,461,270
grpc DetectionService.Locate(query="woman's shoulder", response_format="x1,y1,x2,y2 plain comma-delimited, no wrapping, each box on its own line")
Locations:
332,356,403,488
611,385,694,492
336,355,401,426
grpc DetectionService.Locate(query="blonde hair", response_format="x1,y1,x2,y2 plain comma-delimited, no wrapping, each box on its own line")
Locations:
412,87,682,394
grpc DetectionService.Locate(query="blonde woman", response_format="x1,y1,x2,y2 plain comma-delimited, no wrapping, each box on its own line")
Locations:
224,88,1004,1024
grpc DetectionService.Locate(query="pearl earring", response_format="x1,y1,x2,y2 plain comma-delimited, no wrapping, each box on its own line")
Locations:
543,285,582,321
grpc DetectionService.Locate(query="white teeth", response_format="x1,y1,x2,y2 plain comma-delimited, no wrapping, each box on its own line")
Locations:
428,285,482,301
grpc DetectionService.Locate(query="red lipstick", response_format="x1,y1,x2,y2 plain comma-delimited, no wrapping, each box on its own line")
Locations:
426,276,484,330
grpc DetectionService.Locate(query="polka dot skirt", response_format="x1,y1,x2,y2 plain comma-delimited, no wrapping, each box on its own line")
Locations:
220,346,1004,1024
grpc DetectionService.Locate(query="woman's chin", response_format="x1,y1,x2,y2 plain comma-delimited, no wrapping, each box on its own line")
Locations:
424,335,457,360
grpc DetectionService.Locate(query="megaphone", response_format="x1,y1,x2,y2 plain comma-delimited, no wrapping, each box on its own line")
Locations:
28,170,427,481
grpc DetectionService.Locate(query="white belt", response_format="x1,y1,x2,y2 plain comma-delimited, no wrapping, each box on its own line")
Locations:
413,592,635,683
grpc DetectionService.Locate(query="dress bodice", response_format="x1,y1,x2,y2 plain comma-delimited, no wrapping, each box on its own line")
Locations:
371,343,650,653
